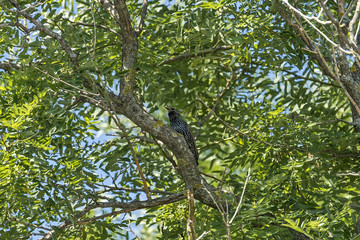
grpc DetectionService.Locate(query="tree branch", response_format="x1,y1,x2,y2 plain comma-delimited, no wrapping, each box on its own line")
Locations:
318,0,360,61
281,69,339,88
107,103,152,201
337,0,345,18
157,46,232,66
337,172,360,176
187,190,196,239
136,0,148,36
281,0,351,54
98,0,235,211
198,96,308,154
195,71,237,139
0,21,30,34
277,0,360,131
349,0,360,45
95,183,174,195
66,20,122,39
34,66,99,97
7,213,52,231
276,6,337,80
0,61,21,71
229,168,250,224
39,193,186,240
113,0,137,70
7,0,79,67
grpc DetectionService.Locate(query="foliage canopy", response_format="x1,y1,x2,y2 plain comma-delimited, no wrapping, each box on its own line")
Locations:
0,0,360,239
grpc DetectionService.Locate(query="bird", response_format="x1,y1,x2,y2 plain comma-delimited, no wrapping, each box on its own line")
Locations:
165,106,199,165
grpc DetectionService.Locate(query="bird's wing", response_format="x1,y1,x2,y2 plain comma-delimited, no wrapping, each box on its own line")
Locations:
185,125,199,164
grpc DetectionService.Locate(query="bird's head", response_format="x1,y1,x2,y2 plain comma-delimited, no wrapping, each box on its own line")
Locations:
165,105,181,118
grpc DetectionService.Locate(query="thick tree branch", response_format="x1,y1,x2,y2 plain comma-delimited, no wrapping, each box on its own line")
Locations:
336,50,360,118
113,0,137,70
338,0,345,18
136,0,148,36
98,0,137,95
112,94,227,209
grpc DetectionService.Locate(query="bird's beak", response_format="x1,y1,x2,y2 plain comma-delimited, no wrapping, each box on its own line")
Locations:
165,105,171,111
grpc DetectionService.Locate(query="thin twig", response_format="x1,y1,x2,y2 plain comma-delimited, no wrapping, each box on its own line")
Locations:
200,172,222,182
197,99,272,146
201,179,232,239
196,76,234,139
290,114,359,126
196,231,210,240
229,168,250,224
90,2,97,61
7,214,52,231
0,22,30,33
151,136,181,175
40,193,186,240
343,1,357,24
128,219,141,239
110,113,152,201
66,20,122,38
349,0,360,44
33,66,99,97
281,69,339,88
282,0,332,25
19,1,45,13
317,0,338,26
157,46,232,66
318,0,360,60
95,183,174,195
336,172,360,176
225,199,231,240
196,62,247,139
277,6,336,80
201,178,225,214
187,190,196,240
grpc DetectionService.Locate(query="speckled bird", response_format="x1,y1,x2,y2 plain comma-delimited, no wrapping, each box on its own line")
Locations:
165,106,199,165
